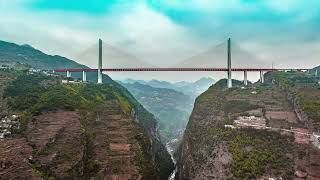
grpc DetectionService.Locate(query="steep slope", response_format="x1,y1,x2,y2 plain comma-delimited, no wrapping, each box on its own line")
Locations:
119,82,194,141
0,70,174,179
176,71,320,179
92,102,143,179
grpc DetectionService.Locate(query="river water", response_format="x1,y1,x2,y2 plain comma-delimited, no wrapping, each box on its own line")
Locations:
166,142,177,180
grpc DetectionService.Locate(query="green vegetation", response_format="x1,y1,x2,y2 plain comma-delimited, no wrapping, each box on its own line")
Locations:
298,87,320,130
267,71,320,130
189,79,296,179
270,71,317,88
224,100,260,114
3,73,134,116
197,122,294,180
3,71,173,179
134,130,158,179
3,72,141,176
227,129,294,179
86,160,101,173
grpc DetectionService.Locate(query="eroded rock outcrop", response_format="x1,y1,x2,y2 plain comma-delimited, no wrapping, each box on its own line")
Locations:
27,111,84,179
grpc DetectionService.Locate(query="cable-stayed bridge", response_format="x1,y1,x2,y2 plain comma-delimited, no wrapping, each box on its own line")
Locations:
54,38,311,88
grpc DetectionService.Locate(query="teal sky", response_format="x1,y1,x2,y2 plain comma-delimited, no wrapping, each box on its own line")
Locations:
0,0,319,81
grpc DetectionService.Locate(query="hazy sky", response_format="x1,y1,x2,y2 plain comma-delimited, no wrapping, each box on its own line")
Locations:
0,0,319,82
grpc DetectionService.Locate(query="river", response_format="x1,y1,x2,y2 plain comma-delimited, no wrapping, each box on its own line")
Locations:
166,142,177,180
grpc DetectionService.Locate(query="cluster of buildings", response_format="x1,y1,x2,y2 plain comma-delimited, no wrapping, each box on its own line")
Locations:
224,114,320,149
0,115,19,139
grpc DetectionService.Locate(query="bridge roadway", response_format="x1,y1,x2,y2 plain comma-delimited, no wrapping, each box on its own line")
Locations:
54,68,310,73
55,39,314,87
54,67,312,86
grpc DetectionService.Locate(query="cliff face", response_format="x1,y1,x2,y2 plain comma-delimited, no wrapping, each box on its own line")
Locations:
176,72,320,180
120,81,193,142
0,70,173,179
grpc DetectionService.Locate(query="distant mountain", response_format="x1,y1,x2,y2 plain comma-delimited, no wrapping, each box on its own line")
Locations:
175,42,269,68
0,40,86,70
0,40,112,83
121,78,148,85
119,81,194,141
174,77,215,96
122,77,215,97
147,80,176,89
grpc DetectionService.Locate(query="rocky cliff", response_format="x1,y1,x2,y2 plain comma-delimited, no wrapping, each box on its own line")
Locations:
176,71,320,179
0,69,174,179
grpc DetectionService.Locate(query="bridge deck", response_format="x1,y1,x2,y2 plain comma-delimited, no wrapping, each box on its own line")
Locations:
54,68,311,73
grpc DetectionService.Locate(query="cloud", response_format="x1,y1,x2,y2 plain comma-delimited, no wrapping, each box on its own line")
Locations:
0,0,319,82
116,3,202,66
0,1,203,66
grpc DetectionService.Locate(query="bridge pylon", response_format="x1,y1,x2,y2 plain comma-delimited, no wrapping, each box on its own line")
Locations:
227,38,232,88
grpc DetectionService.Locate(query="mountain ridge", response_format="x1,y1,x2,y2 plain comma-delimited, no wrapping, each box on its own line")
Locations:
122,77,215,97
0,40,86,70
176,71,320,179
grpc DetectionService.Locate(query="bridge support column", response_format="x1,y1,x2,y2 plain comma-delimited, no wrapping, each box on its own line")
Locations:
227,38,232,88
67,71,71,78
82,71,87,82
244,70,248,86
97,70,102,84
315,69,318,77
97,39,103,84
260,71,264,83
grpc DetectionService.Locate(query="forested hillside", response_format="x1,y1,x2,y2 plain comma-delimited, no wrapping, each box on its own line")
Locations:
0,69,174,179
0,40,112,83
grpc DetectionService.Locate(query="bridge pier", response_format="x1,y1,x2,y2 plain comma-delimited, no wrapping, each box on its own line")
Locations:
82,71,87,82
67,71,71,78
315,69,318,77
98,70,102,84
260,71,264,83
227,38,232,88
244,70,248,86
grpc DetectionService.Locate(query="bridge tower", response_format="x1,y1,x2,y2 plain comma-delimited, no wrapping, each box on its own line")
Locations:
227,38,232,88
98,39,103,84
